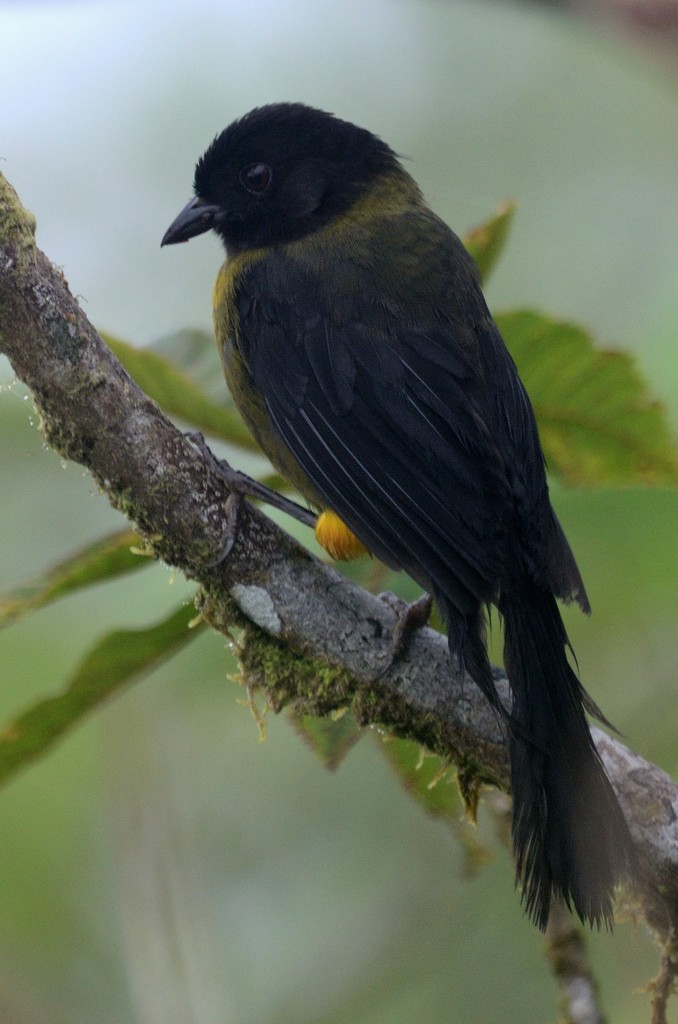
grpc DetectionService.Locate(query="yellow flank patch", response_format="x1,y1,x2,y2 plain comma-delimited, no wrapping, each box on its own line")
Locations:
315,510,369,561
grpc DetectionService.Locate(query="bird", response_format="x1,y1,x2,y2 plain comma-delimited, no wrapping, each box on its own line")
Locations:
162,101,634,929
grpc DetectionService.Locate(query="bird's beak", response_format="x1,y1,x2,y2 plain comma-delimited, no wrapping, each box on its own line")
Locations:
161,196,220,246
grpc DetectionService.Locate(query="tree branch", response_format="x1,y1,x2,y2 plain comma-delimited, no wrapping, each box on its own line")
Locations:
1,171,677,960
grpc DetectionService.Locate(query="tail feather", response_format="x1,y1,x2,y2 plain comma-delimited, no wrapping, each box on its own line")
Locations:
500,584,633,929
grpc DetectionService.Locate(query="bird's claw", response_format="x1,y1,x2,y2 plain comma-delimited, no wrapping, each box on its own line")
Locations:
185,430,317,565
377,590,434,667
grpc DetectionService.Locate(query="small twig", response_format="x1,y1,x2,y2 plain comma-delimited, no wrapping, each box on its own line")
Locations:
649,940,678,1024
545,902,605,1024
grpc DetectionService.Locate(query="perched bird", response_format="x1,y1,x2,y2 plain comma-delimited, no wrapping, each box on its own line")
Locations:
162,102,633,929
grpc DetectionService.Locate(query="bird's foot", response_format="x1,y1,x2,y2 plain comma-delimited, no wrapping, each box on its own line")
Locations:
377,590,434,665
186,431,317,565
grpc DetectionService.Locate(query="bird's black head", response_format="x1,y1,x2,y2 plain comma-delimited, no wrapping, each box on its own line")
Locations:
162,103,400,253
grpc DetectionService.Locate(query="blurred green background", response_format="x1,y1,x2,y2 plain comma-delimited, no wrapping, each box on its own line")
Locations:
1,1,678,1021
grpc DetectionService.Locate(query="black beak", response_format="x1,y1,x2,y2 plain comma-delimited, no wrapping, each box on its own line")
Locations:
161,196,220,246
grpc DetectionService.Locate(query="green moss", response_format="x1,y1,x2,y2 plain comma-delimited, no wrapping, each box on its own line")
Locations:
237,621,355,716
199,585,505,798
0,173,37,268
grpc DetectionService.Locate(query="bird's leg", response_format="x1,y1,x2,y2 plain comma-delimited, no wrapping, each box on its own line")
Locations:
190,431,433,655
186,432,317,564
378,590,434,661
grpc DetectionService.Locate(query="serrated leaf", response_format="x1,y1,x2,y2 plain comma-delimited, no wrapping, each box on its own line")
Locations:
0,604,205,788
462,199,516,283
0,530,148,628
290,709,362,769
497,309,678,486
379,737,493,877
379,736,459,819
102,332,257,449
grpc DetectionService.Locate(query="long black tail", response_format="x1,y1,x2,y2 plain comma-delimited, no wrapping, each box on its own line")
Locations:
499,582,633,929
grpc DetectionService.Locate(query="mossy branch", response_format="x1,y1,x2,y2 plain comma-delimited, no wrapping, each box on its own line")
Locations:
1,172,677,985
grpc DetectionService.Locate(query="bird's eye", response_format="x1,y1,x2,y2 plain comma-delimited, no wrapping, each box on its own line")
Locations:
240,163,272,195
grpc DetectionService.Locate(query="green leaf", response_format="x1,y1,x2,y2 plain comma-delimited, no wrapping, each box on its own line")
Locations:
103,332,257,449
148,327,223,395
497,309,678,487
290,709,362,769
462,200,516,283
379,737,494,877
149,328,225,401
0,604,205,788
0,529,148,628
379,736,459,819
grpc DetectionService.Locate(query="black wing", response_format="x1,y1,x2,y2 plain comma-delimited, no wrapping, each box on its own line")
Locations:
234,235,585,645
240,257,512,586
